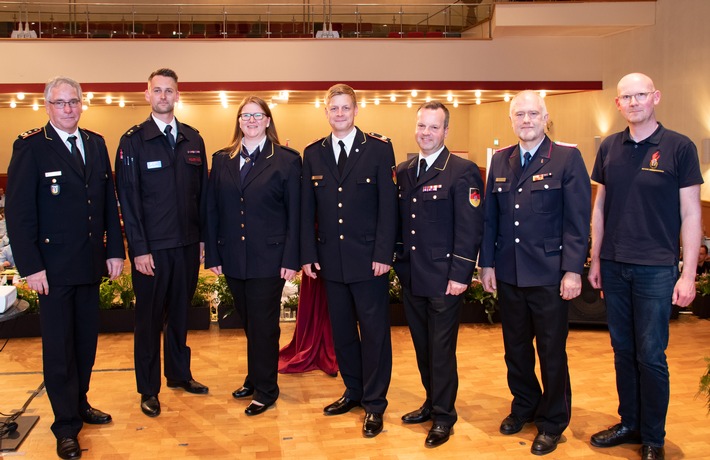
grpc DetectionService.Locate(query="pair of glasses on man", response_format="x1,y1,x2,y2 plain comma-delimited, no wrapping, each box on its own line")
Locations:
617,92,654,104
47,99,81,109
239,112,267,121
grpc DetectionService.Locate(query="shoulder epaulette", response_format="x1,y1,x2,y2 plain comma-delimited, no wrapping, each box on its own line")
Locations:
123,124,143,137
554,141,578,148
82,128,104,138
180,122,200,134
305,137,326,148
279,145,301,156
367,132,391,143
18,127,42,139
495,143,515,153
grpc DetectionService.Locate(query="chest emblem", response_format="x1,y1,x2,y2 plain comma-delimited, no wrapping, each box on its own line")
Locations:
469,188,481,208
649,150,660,169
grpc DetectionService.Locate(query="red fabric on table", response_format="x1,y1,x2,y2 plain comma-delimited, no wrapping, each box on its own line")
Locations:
278,275,338,375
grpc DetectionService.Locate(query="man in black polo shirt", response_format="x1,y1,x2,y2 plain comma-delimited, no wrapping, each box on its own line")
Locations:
588,73,703,460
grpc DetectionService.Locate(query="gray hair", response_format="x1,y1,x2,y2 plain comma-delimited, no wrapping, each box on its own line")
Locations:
44,76,82,102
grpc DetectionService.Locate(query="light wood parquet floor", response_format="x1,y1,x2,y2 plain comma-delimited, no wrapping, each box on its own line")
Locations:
1,314,709,459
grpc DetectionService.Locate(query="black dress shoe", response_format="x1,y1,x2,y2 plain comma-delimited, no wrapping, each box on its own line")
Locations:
80,406,112,424
57,437,81,459
323,397,361,416
531,432,562,456
641,445,665,460
245,401,274,416
140,395,160,417
232,386,254,399
166,379,209,394
425,424,453,447
401,406,431,424
362,412,383,438
499,413,533,435
590,423,642,447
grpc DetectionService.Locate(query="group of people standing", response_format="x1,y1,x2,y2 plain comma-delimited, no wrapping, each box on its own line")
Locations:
4,71,700,460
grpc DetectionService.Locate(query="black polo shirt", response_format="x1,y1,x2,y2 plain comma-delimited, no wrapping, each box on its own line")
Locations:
591,123,703,266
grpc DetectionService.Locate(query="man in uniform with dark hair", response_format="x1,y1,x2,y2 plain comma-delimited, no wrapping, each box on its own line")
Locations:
301,83,397,438
394,101,484,447
480,90,590,456
116,68,209,418
6,76,124,459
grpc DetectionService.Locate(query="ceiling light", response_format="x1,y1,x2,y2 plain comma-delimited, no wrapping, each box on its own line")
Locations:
453,100,459,108
390,94,396,102
474,90,481,98
86,92,93,100
374,98,380,105
32,103,39,111
425,96,431,103
177,100,183,109
411,90,418,97
446,93,453,102
219,91,227,100
476,99,481,105
105,96,112,104
315,99,321,108
539,90,547,98
10,101,16,108
504,94,511,102
269,102,277,109
118,99,125,108
407,99,412,108
221,100,228,109
17,92,25,100
82,104,88,111
360,99,366,108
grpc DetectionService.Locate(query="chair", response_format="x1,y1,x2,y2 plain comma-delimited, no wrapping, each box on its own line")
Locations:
388,31,403,38
406,31,424,38
425,31,444,38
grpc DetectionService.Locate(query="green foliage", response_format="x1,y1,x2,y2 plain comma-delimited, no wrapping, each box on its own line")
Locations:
15,281,39,314
98,277,116,310
464,279,498,324
98,274,135,310
191,275,214,307
697,274,710,297
698,357,710,415
388,269,403,304
114,273,135,309
281,294,299,309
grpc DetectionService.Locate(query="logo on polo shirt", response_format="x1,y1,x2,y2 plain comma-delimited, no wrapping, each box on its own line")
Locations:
650,150,660,169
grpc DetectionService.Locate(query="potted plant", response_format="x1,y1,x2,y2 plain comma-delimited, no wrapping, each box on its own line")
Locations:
280,273,301,321
698,357,710,414
693,273,710,319
462,277,499,324
188,275,214,330
0,281,42,338
215,274,243,329
387,269,407,326
98,274,135,333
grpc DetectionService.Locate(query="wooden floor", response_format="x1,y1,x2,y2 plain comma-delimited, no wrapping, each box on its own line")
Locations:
1,314,709,459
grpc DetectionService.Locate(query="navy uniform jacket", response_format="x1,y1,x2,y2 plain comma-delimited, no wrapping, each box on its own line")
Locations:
301,127,397,284
204,140,301,279
394,149,484,297
6,123,125,285
115,116,208,258
479,136,590,287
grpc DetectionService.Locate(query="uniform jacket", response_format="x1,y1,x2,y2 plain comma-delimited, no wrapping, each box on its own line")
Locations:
394,148,484,297
301,127,397,284
479,136,590,287
6,123,125,285
115,116,208,258
205,140,301,279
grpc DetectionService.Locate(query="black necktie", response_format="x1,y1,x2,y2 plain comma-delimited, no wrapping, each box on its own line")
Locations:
67,135,85,172
240,146,257,182
522,151,531,171
164,125,176,149
337,140,347,176
418,158,427,180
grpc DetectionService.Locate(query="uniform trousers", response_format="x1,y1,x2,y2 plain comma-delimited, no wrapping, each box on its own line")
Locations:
324,275,392,414
225,276,284,405
498,281,571,435
402,287,462,427
132,244,199,396
39,283,100,439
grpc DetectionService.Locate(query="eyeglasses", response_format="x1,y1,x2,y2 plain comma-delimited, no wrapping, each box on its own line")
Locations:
328,105,353,114
618,92,654,105
239,112,267,121
47,99,81,109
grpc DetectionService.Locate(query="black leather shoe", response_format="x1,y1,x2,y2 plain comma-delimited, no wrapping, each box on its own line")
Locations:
499,413,533,435
641,445,665,460
531,432,562,456
244,401,274,416
401,406,431,424
323,397,361,416
425,424,453,447
362,412,383,438
590,423,642,447
80,406,112,424
140,395,160,417
232,386,254,399
57,437,81,459
166,379,209,394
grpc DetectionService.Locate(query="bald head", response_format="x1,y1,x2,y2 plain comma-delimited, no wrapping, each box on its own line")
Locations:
616,73,655,96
